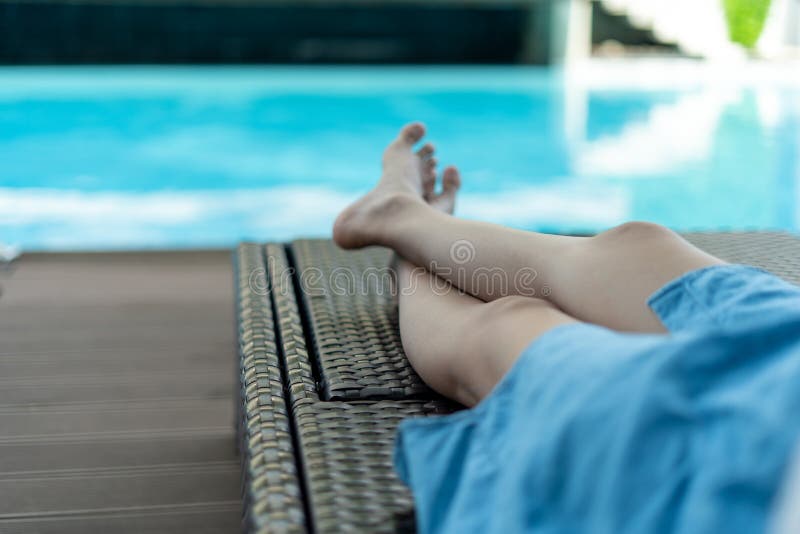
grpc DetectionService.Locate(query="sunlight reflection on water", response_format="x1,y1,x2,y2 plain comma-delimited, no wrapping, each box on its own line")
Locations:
1,62,798,250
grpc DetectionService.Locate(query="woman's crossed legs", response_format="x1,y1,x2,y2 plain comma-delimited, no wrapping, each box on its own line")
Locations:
333,123,723,406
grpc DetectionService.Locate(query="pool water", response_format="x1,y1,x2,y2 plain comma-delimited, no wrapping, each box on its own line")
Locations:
1,63,798,250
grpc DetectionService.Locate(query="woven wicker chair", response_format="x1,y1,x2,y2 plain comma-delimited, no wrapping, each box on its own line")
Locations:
235,233,800,534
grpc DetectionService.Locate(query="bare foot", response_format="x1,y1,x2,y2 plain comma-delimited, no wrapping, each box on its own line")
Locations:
333,123,430,249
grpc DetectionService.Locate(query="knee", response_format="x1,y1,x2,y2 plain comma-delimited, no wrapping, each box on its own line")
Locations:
594,221,677,246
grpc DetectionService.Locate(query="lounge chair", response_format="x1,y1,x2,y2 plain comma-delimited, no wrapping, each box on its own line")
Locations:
234,232,800,533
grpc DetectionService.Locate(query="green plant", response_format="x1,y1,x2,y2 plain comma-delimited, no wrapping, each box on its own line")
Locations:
723,0,773,48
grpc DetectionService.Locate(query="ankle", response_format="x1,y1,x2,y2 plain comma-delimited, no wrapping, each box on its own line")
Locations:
379,191,420,217
379,196,434,248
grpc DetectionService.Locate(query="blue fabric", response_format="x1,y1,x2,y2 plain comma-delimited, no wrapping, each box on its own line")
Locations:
394,265,800,534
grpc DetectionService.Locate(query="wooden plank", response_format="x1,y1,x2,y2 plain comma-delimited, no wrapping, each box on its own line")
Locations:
0,371,234,405
0,250,240,533
0,434,236,473
0,502,240,534
0,398,231,437
0,465,239,516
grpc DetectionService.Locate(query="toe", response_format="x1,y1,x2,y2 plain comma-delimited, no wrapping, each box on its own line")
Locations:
416,143,435,160
442,166,461,192
384,123,426,163
398,122,426,146
428,166,460,214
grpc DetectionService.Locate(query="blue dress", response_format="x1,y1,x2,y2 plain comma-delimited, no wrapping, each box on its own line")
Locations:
394,265,800,534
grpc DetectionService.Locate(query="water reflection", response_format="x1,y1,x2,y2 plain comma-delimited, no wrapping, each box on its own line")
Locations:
0,64,797,250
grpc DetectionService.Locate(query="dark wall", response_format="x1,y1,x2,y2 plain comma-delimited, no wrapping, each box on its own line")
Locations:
591,0,675,48
0,2,529,64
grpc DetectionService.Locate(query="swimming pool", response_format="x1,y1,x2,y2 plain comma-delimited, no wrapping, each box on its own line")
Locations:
1,61,798,250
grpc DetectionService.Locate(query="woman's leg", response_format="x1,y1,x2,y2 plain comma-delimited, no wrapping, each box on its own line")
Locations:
397,259,577,407
395,144,577,406
335,122,723,333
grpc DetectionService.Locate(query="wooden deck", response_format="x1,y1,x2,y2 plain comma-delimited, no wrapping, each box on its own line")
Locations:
0,251,240,533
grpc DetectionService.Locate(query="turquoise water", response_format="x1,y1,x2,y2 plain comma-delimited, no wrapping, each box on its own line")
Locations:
1,65,798,250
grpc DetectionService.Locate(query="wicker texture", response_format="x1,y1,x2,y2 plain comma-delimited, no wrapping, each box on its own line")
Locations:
294,400,449,533
291,240,428,400
682,232,800,284
262,244,455,533
238,233,800,534
234,244,307,534
265,243,318,406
